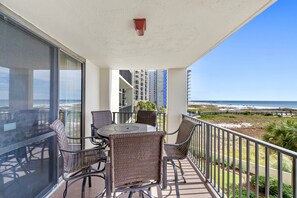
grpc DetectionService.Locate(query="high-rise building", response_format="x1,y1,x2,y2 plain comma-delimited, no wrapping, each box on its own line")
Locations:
148,70,167,108
132,70,149,102
187,69,191,103
119,70,133,112
148,71,156,103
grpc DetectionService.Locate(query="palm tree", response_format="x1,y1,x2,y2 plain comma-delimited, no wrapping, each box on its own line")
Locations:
263,120,297,152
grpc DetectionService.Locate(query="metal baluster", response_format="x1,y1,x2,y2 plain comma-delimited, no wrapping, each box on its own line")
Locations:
265,147,270,198
246,140,250,198
278,152,283,197
162,113,165,132
214,127,217,189
239,137,242,198
227,132,230,197
197,122,200,165
206,124,210,181
204,123,206,173
255,143,259,198
218,129,221,193
293,157,297,198
222,130,225,197
199,123,201,169
232,134,236,198
210,126,213,184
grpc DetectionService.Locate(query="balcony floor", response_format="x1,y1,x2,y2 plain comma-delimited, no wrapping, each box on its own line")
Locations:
49,158,215,198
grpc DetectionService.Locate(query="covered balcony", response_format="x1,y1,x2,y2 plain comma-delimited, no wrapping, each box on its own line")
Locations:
2,0,294,198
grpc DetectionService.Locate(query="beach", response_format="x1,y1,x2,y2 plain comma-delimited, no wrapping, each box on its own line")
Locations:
188,101,297,139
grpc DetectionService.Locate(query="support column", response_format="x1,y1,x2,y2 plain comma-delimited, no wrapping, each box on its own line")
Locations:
167,68,187,143
99,68,119,112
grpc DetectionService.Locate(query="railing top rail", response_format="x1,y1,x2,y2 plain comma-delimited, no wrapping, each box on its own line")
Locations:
113,111,166,114
184,114,297,158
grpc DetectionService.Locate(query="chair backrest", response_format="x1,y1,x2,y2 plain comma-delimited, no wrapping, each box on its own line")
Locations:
109,132,165,190
136,110,157,127
15,109,39,128
50,119,69,150
175,118,197,157
175,118,197,144
91,110,113,130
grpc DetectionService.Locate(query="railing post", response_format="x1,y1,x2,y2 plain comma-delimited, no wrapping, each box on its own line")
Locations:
112,112,116,123
162,113,166,132
205,124,211,181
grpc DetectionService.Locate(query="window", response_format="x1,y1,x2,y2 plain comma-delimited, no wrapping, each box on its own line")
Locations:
0,17,57,197
59,52,83,149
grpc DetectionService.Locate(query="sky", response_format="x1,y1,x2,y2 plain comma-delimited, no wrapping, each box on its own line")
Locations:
189,0,297,101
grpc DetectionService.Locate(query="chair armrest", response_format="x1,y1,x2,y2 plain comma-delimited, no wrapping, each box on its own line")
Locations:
60,145,105,154
165,130,179,136
66,136,95,140
164,143,179,147
91,124,98,130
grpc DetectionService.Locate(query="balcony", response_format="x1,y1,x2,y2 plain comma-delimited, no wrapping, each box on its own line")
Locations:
0,0,278,197
48,113,297,197
49,158,214,198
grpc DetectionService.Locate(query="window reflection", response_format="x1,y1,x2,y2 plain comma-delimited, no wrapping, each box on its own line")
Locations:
0,18,55,197
59,52,82,149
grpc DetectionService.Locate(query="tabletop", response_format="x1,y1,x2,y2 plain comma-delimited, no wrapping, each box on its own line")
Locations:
97,123,156,138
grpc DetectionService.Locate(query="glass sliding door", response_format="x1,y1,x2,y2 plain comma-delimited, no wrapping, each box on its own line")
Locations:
0,17,57,197
59,52,83,150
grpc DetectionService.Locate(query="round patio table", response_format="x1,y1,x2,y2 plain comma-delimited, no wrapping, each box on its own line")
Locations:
97,123,156,138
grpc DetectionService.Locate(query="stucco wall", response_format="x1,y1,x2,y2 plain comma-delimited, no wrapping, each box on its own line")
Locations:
84,60,100,149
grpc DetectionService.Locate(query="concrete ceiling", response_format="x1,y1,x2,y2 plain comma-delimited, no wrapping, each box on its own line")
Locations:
0,0,275,70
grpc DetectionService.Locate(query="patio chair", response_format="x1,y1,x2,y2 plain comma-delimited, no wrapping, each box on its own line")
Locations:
136,110,157,127
50,119,106,198
91,110,114,146
164,117,198,198
105,132,165,198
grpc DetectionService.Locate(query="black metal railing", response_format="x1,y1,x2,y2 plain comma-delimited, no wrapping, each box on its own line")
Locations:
59,109,81,147
112,111,166,132
184,114,297,198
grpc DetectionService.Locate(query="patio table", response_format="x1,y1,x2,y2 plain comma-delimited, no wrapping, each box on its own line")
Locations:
97,123,168,190
97,123,156,138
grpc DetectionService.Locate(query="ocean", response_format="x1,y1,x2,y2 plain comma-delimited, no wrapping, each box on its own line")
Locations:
190,100,297,109
0,99,81,108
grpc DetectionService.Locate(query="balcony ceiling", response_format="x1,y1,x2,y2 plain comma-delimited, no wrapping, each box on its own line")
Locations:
0,0,275,69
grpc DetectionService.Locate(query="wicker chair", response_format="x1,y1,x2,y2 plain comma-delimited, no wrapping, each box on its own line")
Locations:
105,132,165,198
136,110,157,127
91,110,115,146
163,118,198,198
50,119,106,198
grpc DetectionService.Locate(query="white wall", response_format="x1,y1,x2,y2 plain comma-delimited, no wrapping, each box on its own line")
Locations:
84,60,100,148
99,68,119,112
99,68,110,110
167,68,187,143
110,70,119,113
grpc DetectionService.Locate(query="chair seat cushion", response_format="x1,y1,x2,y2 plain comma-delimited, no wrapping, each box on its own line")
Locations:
64,148,106,173
164,144,186,160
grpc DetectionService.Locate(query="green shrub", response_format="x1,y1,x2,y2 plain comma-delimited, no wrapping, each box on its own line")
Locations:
244,111,254,115
200,114,216,119
250,175,293,197
136,100,156,111
230,186,255,198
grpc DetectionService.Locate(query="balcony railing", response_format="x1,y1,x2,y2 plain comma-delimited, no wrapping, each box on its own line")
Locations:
184,114,297,198
112,111,166,132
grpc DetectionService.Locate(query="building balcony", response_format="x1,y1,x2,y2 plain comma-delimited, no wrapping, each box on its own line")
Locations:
0,0,279,197
47,113,297,197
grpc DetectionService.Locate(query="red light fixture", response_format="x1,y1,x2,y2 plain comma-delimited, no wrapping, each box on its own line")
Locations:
134,18,146,36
